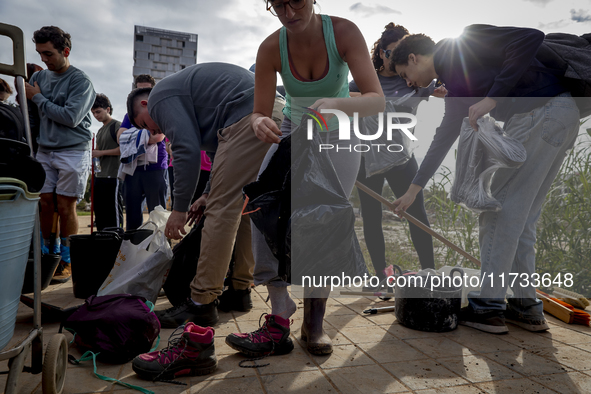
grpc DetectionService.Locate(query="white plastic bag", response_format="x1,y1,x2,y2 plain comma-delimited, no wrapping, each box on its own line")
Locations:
149,205,191,239
97,225,173,303
450,116,527,213
149,205,170,232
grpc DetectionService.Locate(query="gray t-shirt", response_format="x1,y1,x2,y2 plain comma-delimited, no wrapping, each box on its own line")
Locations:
349,74,432,115
148,62,255,211
29,66,95,151
96,119,121,178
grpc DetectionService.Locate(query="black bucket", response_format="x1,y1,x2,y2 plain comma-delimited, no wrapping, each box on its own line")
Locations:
122,229,153,244
69,229,154,299
70,231,122,299
21,253,62,294
395,268,464,332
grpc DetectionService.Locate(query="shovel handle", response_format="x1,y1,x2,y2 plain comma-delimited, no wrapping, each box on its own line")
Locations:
355,181,482,268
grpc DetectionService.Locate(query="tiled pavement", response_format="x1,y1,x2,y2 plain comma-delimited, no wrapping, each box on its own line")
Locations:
3,281,591,394
3,215,591,393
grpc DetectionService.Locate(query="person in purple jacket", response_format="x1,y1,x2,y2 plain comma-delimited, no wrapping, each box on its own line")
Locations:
391,25,580,334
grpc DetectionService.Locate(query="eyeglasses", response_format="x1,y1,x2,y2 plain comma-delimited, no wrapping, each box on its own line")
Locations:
266,0,306,17
384,49,393,59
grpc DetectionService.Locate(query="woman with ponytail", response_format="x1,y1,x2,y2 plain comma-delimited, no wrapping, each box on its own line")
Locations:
350,23,447,283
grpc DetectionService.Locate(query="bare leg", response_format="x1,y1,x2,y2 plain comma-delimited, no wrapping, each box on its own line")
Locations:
56,195,79,239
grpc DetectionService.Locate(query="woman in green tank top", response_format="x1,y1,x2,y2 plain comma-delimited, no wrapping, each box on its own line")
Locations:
225,0,384,360
250,0,384,142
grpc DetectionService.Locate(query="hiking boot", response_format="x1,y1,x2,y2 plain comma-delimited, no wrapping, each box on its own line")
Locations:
459,306,508,334
132,323,217,380
155,298,219,329
505,308,549,332
217,285,253,313
225,314,294,357
50,262,72,284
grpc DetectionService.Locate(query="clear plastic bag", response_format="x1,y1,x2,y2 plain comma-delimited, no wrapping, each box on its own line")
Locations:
450,116,527,213
361,100,413,177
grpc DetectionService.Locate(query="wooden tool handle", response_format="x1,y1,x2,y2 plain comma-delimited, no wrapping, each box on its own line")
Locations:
536,290,574,323
355,181,482,267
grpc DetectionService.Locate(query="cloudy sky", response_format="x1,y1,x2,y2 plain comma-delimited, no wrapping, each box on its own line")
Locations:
1,0,590,152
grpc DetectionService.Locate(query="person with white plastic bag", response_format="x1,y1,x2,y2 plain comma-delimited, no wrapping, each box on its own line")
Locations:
98,206,173,303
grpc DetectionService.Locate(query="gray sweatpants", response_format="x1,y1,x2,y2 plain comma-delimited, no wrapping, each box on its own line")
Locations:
252,117,361,287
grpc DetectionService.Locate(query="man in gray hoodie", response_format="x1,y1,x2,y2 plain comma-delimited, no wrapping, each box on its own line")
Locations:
127,62,284,328
25,26,95,282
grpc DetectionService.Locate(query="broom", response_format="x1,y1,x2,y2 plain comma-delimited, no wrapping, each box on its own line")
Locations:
537,289,590,326
552,287,590,310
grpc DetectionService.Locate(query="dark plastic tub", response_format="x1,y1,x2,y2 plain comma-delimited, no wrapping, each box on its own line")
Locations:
69,229,154,299
21,253,61,294
395,268,464,332
70,232,122,299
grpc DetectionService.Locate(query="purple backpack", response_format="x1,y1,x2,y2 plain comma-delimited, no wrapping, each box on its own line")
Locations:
63,294,161,364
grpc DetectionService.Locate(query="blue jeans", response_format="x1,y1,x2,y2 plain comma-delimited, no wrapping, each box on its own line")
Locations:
468,93,580,318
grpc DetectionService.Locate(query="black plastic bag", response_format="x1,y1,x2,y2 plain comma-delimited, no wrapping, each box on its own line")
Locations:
243,115,367,285
162,216,236,306
162,217,206,306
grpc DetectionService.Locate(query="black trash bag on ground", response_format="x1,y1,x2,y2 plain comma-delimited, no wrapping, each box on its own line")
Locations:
450,116,527,213
162,216,237,306
162,217,206,306
243,114,367,285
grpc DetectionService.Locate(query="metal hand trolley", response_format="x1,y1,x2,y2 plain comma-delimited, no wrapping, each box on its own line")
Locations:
0,23,68,394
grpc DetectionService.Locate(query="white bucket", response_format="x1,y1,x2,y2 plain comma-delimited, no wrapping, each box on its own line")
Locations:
438,266,514,308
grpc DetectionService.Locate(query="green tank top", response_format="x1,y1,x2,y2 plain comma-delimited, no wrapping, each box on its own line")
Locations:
280,14,350,131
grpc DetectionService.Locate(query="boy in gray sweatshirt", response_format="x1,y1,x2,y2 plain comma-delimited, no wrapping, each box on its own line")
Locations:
25,26,95,283
127,63,284,328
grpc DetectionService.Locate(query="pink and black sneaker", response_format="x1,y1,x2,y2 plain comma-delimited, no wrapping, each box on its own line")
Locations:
225,314,294,358
132,323,217,381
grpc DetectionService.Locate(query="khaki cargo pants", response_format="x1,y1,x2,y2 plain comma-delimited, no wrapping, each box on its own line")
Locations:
190,98,284,304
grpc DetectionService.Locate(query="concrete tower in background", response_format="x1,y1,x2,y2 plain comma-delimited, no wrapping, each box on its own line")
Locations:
132,25,197,85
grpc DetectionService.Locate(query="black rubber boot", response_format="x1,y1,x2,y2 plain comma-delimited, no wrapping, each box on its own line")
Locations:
301,297,333,355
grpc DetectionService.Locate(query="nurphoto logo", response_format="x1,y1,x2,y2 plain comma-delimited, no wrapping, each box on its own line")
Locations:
306,108,418,152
